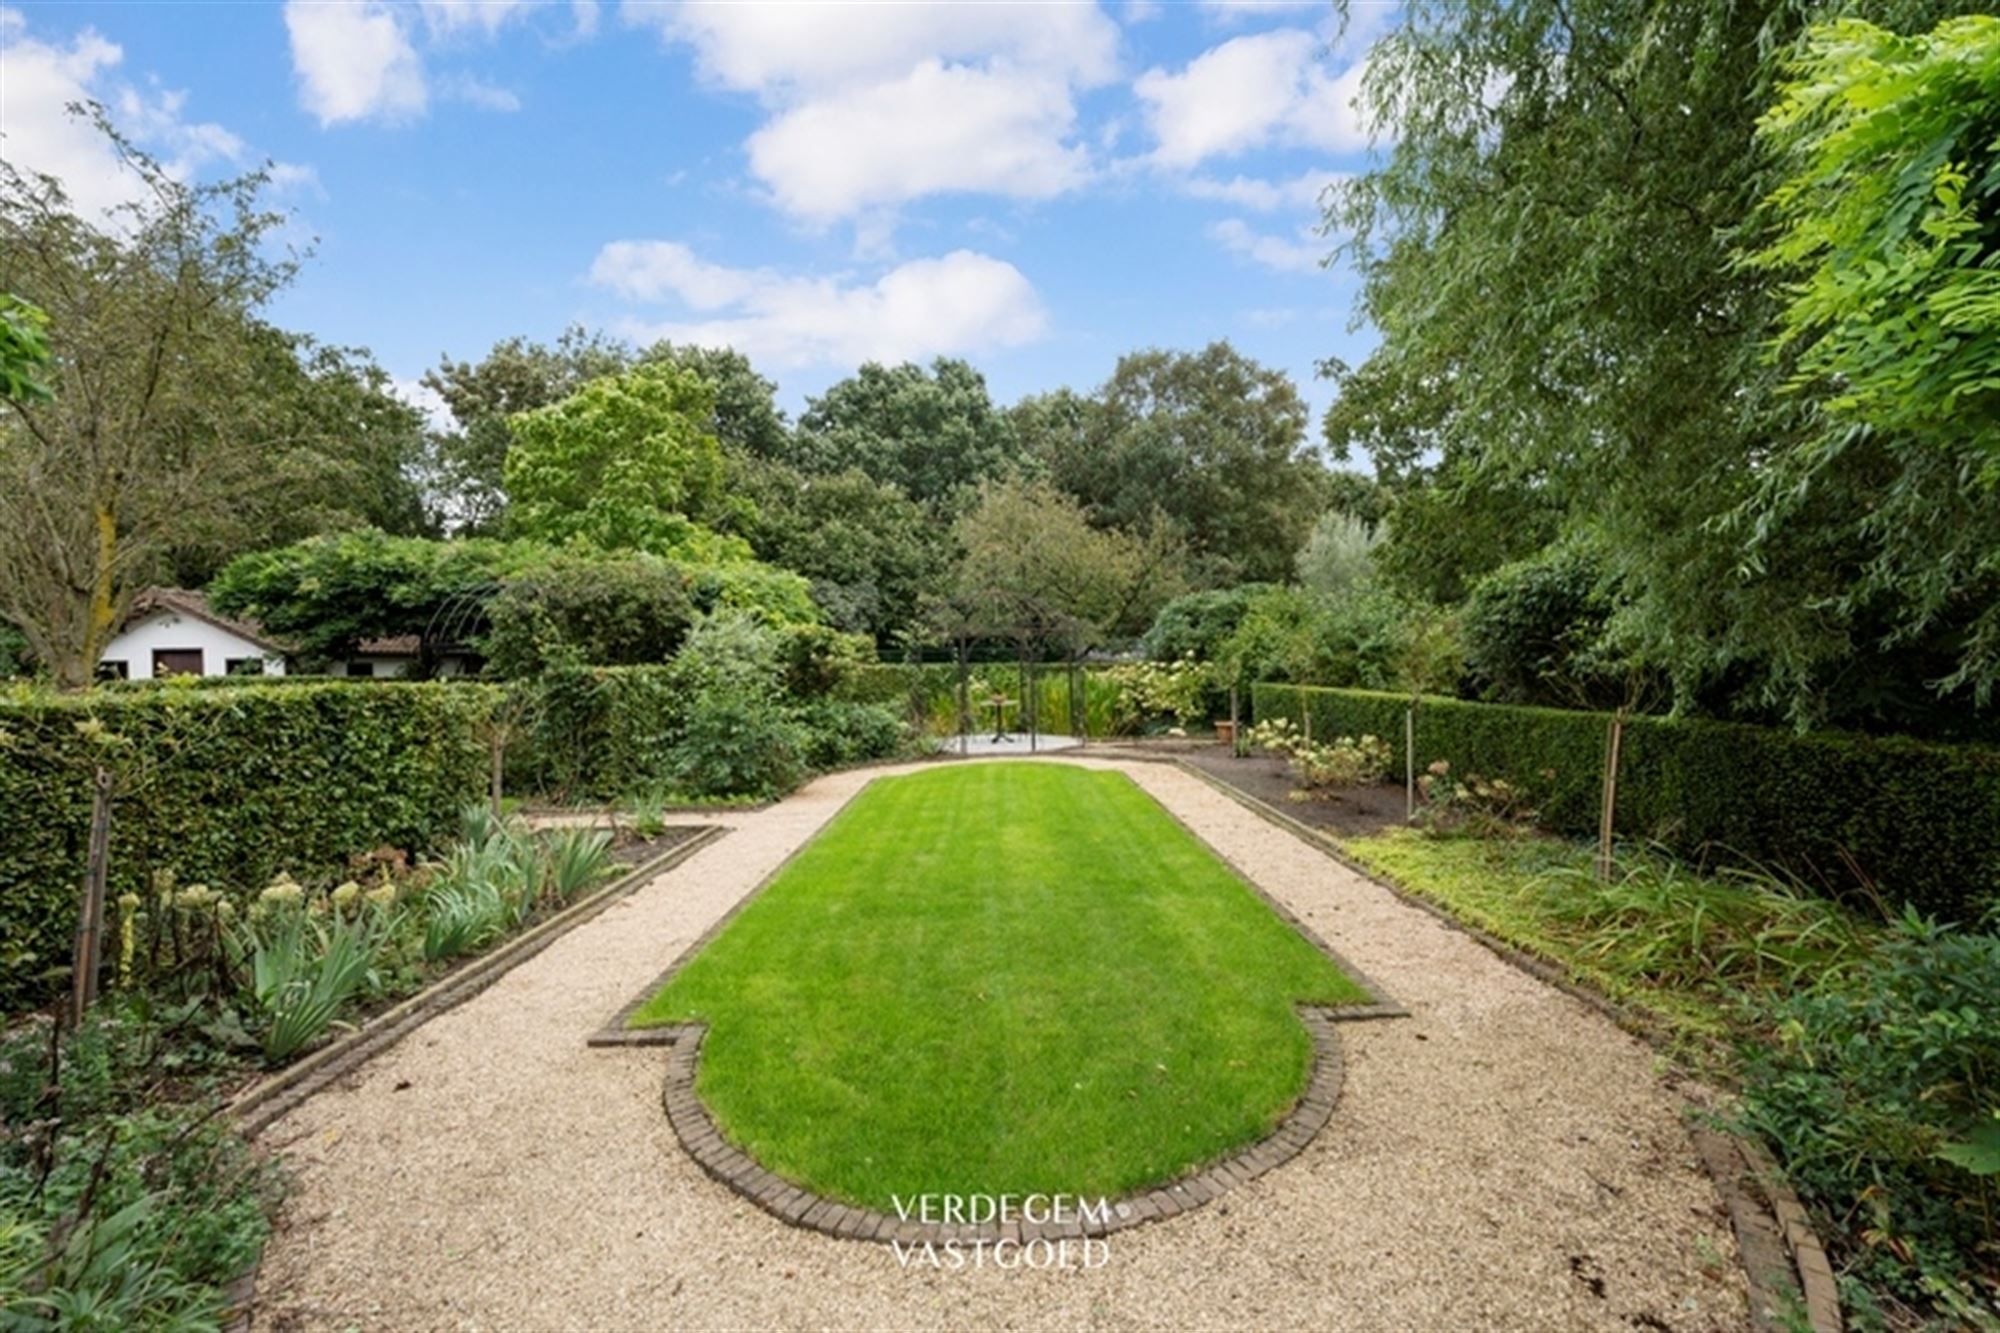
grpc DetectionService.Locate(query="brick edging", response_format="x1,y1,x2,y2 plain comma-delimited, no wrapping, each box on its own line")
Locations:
661,1003,1352,1246
231,824,729,1136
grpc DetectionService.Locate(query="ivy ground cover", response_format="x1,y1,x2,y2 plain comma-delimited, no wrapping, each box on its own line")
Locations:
628,762,1366,1208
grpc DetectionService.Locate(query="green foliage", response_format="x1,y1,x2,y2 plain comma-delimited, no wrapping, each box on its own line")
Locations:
0,1008,275,1328
1218,585,1457,696
503,361,745,559
1742,15,2000,705
1246,718,1393,792
0,682,492,1008
1024,342,1327,584
1103,656,1213,729
788,701,909,773
952,476,1189,649
1252,682,2000,921
1142,585,1279,666
793,358,1018,513
1739,914,2000,1303
734,460,944,640
1328,0,1985,730
543,827,614,902
0,292,52,404
683,560,820,627
1295,510,1379,597
482,552,696,678
1459,543,1638,709
238,893,385,1064
422,326,634,535
210,529,529,663
669,693,803,800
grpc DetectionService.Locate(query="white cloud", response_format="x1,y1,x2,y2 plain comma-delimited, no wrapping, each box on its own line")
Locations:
745,62,1088,223
570,0,600,38
1135,28,1372,168
437,71,521,111
0,14,250,218
629,2,1120,97
590,240,765,309
592,241,1046,369
266,161,325,195
1182,167,1342,212
624,2,1118,229
389,376,458,433
418,0,539,37
284,0,427,126
1210,218,1327,273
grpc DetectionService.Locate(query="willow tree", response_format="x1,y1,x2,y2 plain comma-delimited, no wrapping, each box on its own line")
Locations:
0,113,299,690
1329,0,1985,729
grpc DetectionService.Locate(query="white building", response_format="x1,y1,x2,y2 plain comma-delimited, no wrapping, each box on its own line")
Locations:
99,589,290,680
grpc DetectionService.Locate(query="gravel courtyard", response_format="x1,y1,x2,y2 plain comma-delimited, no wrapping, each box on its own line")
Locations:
253,757,1748,1332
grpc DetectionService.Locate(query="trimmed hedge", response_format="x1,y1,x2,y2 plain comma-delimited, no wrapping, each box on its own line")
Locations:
0,682,494,1008
1250,683,2000,922
513,666,685,800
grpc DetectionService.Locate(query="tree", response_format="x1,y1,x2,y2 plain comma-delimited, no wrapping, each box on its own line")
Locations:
0,294,53,403
209,529,529,664
953,477,1188,652
502,361,746,559
422,326,632,533
0,116,305,689
1744,15,2000,700
641,341,791,462
1327,0,1976,728
735,460,946,640
1295,511,1380,597
794,358,1018,512
1029,343,1327,584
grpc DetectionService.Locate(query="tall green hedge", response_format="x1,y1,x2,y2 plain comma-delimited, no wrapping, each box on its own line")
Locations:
1250,683,2000,921
512,666,686,800
0,682,494,1008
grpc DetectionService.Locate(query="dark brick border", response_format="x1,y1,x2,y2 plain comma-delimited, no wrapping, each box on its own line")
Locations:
659,1003,1350,1246
595,758,1411,1242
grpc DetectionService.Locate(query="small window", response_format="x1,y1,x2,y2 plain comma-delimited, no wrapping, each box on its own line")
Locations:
96,660,130,681
346,660,376,678
152,649,203,678
225,657,265,676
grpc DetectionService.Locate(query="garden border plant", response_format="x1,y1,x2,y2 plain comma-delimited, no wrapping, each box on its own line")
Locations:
232,822,725,1136
1165,754,1846,1333
590,759,1405,1244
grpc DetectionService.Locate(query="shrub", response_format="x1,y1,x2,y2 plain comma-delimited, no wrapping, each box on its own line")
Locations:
1459,543,1636,709
1104,655,1213,728
1142,585,1278,663
1295,511,1379,596
0,681,492,1010
791,701,908,771
669,693,803,799
1243,718,1391,792
482,553,696,678
1250,682,2000,921
1738,914,2000,1306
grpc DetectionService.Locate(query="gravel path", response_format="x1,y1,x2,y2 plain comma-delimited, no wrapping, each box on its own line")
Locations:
254,758,1748,1332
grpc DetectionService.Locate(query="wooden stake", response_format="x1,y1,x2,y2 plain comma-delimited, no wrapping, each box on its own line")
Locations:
1597,710,1626,880
69,765,113,1027
1405,704,1416,822
1229,684,1241,758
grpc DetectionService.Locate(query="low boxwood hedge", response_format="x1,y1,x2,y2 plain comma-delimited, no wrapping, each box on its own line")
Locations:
0,681,494,1009
1250,683,2000,922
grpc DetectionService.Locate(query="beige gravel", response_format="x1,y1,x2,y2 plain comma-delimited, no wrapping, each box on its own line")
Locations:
254,757,1748,1332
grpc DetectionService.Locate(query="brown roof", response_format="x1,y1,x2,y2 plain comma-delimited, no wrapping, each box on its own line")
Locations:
355,634,421,657
124,588,293,656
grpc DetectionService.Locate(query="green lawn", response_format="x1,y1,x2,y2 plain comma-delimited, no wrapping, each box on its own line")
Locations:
629,762,1366,1209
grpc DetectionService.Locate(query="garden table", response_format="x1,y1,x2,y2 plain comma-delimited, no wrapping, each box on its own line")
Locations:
984,694,1016,741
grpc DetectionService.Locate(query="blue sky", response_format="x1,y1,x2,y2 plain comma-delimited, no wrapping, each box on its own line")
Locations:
1,1,1389,431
